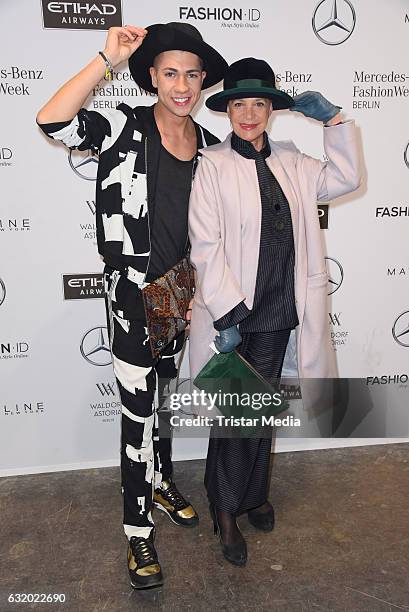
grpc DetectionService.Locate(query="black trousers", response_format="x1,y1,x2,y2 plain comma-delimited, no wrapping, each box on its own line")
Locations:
204,328,291,514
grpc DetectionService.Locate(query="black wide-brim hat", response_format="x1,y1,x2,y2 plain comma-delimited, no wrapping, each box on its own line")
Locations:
206,57,294,112
129,22,227,94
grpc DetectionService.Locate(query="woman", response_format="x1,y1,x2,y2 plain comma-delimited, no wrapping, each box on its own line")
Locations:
188,58,361,566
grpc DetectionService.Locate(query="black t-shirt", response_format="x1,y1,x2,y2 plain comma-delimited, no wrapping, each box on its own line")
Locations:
145,145,194,282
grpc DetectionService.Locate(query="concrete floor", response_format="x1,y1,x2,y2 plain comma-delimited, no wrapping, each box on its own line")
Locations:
1,443,409,612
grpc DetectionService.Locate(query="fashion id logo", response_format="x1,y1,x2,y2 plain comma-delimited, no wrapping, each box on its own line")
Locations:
0,147,13,167
375,206,409,219
178,6,261,28
41,1,122,30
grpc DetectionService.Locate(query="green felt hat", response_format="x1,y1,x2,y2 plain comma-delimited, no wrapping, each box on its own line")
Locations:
206,57,294,112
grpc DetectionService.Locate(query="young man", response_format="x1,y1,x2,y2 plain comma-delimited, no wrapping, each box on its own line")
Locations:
37,22,226,589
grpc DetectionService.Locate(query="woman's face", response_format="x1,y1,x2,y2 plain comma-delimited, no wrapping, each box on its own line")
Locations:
227,98,272,150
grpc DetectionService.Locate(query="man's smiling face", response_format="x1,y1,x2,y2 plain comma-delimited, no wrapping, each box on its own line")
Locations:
149,50,206,117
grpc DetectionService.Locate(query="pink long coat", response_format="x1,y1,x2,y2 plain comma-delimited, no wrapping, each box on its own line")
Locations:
188,121,361,380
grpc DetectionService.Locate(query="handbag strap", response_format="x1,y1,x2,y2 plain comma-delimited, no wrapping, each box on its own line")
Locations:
175,334,188,392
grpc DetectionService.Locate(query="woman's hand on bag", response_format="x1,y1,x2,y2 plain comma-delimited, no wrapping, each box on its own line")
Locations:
214,326,242,353
289,91,341,123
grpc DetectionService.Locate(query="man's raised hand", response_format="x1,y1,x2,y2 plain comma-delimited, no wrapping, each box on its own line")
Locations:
103,25,147,68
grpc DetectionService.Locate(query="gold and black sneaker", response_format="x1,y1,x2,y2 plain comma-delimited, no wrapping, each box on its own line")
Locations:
128,532,163,590
153,479,199,527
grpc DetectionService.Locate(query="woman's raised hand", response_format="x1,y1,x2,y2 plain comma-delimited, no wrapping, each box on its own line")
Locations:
289,91,341,124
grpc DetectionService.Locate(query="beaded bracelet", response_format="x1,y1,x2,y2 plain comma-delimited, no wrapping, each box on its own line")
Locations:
99,51,114,81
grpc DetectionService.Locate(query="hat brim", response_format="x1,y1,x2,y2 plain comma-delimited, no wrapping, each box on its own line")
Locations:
205,87,295,112
129,24,227,93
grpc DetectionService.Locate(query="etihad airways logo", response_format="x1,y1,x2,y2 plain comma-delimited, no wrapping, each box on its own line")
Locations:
41,1,122,30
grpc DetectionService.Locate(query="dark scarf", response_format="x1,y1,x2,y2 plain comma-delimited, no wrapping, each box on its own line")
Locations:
231,131,280,210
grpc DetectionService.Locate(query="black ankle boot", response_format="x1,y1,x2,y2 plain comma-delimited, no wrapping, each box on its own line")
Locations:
209,504,247,566
247,501,275,532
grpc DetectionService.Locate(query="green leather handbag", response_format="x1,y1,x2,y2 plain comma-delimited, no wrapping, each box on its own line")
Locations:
193,349,288,436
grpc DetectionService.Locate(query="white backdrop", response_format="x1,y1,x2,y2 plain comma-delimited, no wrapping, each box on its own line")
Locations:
1,0,408,476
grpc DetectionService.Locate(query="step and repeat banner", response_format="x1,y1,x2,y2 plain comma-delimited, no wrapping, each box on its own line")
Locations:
1,1,408,475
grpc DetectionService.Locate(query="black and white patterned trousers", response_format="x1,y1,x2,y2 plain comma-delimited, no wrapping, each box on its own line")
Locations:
104,268,184,540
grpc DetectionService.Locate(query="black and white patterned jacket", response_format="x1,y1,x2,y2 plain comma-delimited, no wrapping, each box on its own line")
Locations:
40,103,218,298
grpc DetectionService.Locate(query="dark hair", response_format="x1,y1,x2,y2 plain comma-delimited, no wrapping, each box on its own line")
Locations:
153,51,204,71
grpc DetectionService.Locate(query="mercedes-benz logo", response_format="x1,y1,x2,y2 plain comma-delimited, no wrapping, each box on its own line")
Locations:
69,149,99,181
325,256,344,295
80,326,111,366
0,277,6,306
392,311,409,348
404,142,409,170
312,0,356,45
